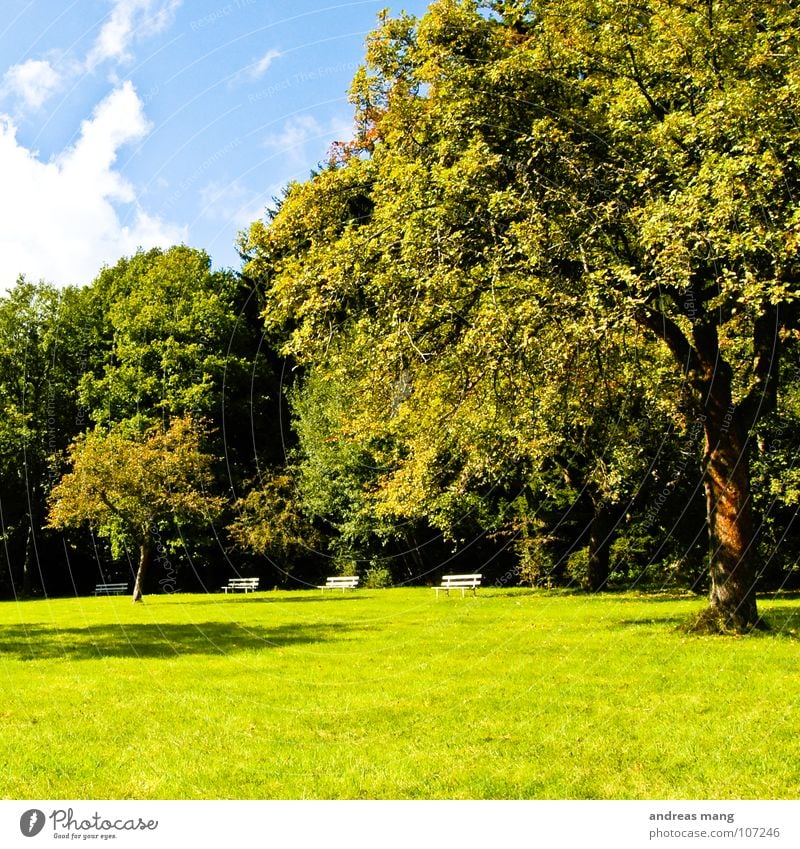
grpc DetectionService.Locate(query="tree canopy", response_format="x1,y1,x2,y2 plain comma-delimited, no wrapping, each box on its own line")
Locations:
47,416,224,601
241,0,800,630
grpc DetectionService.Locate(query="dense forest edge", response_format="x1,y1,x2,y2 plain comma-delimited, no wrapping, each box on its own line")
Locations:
1,0,798,634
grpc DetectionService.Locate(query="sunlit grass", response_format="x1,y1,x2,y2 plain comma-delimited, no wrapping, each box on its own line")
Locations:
0,588,798,799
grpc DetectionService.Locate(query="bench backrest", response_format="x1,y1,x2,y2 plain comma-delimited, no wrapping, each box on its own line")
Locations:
95,583,128,593
227,577,259,587
440,574,482,587
324,576,360,587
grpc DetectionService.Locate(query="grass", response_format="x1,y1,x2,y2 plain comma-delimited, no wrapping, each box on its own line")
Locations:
0,587,799,799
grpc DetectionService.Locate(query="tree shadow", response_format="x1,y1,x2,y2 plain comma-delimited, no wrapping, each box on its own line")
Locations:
617,605,800,638
165,593,371,606
0,620,359,661
753,608,800,640
616,615,691,628
600,591,703,603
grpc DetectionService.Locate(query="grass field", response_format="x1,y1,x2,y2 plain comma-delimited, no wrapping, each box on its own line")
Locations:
1,587,798,799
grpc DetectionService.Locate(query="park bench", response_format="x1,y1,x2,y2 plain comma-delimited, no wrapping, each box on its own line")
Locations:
94,582,128,596
433,574,482,599
317,576,360,593
222,577,260,594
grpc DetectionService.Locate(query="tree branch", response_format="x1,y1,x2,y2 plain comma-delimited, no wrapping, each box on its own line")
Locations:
625,44,666,122
633,306,702,387
740,302,781,430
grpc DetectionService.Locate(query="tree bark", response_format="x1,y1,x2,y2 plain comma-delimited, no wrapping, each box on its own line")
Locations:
700,415,760,631
132,539,152,603
636,308,766,632
689,320,762,632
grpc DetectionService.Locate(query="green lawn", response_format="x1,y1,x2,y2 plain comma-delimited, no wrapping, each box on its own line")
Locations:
0,588,798,799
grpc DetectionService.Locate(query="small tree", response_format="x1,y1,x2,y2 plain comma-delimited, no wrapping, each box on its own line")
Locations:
47,417,225,602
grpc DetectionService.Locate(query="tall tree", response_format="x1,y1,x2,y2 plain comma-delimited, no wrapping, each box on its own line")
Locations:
77,246,280,589
242,0,799,631
0,279,102,597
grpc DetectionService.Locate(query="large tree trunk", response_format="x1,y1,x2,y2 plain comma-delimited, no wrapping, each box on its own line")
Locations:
700,416,760,632
132,539,152,603
636,303,777,634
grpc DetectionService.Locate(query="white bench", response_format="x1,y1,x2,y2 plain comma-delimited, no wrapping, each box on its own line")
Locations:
222,577,260,593
317,576,360,593
434,574,482,598
94,583,128,596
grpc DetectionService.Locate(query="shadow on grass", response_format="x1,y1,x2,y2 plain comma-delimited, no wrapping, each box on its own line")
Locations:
616,606,800,638
760,590,800,601
487,588,704,603
754,608,800,640
598,591,703,603
0,620,360,661
617,615,691,628
161,593,371,606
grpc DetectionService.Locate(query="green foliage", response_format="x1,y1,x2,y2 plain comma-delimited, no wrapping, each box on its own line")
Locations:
228,471,321,568
61,245,281,593
80,246,252,428
0,278,105,595
47,416,225,594
289,369,381,545
363,563,393,588
0,249,282,598
750,345,800,579
2,0,800,609
241,0,800,617
330,552,359,578
565,547,590,588
513,510,557,587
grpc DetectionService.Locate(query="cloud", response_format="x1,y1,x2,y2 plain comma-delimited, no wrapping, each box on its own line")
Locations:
198,179,266,227
1,59,62,110
0,81,187,288
264,114,321,159
249,49,282,79
0,2,180,115
86,0,182,70
263,114,354,167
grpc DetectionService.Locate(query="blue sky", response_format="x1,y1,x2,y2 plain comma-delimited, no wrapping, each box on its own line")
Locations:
0,0,430,288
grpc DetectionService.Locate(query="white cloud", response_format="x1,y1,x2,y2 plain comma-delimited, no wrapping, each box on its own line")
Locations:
1,59,62,110
86,0,182,70
249,49,282,79
0,2,180,115
264,114,321,154
0,81,187,288
263,114,354,167
198,179,266,227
